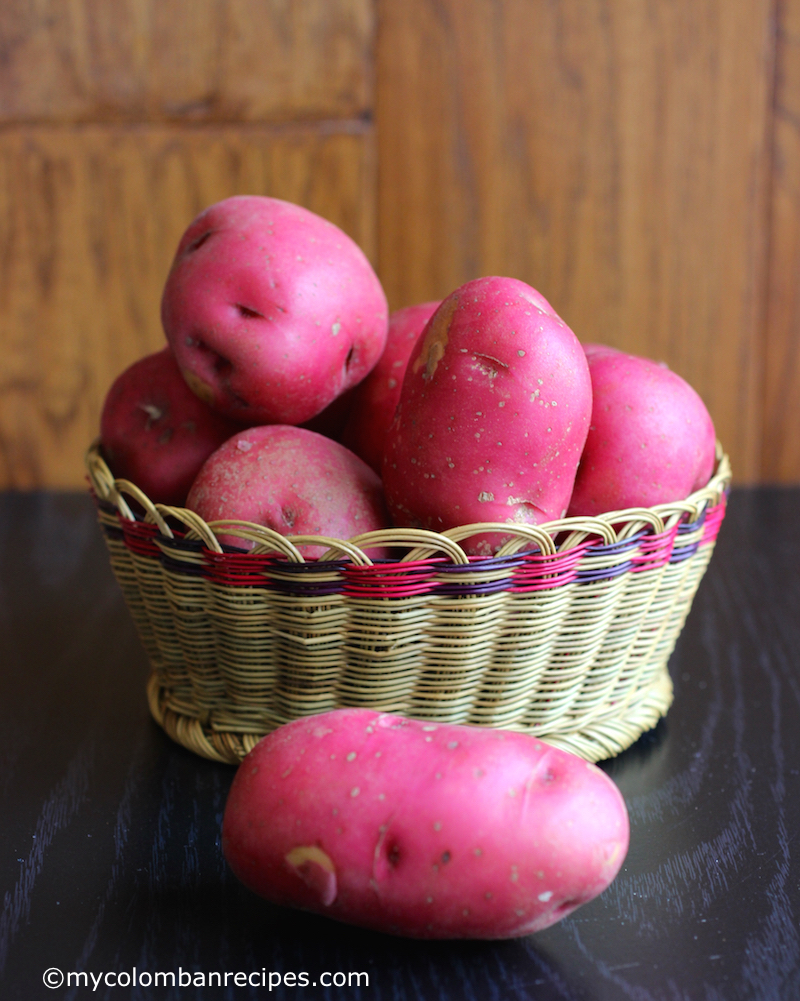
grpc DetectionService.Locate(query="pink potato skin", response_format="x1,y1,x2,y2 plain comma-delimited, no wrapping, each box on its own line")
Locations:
341,300,442,473
222,708,629,940
382,277,592,553
161,195,389,426
186,425,389,558
99,348,247,507
567,345,717,516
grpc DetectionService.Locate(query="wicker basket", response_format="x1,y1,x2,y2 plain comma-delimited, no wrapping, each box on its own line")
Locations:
85,441,730,764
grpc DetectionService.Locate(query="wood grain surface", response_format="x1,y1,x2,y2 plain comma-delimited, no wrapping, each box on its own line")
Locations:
376,0,775,484
763,0,800,483
0,123,375,488
0,0,373,123
3,0,800,490
1,488,799,1000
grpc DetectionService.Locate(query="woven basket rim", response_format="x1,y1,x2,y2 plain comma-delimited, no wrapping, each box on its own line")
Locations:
85,439,731,566
85,439,730,764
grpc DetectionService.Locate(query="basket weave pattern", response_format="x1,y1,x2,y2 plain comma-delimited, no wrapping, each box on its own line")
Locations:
86,443,730,764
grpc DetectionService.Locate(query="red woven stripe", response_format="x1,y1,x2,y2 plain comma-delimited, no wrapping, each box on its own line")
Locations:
341,559,442,598
701,499,727,545
510,542,591,593
119,517,161,558
630,524,680,573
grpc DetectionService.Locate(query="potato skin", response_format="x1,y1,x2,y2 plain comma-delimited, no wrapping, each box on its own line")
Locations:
341,300,441,473
161,195,388,426
222,709,629,939
382,277,592,553
567,345,717,516
186,425,389,558
99,348,246,506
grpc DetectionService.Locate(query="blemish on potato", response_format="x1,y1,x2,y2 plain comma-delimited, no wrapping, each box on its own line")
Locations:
350,787,360,797
413,295,458,380
285,845,337,907
181,367,215,405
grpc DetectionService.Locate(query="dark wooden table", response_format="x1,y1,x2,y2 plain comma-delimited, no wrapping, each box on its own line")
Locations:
2,489,799,1000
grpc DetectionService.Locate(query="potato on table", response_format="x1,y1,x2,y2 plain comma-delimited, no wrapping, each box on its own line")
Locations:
222,709,629,939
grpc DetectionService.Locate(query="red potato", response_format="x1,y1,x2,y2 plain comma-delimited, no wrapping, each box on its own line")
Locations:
567,345,717,516
341,300,441,472
382,277,592,553
99,348,246,507
186,425,389,558
161,195,389,426
222,708,629,939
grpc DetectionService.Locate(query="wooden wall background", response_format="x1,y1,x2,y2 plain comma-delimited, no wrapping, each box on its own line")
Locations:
0,0,798,488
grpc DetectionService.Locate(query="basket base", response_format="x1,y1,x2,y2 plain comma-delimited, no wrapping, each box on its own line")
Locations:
146,669,674,765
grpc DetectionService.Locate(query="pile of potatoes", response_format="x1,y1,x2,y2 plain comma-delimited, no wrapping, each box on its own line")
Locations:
100,195,718,938
101,194,716,558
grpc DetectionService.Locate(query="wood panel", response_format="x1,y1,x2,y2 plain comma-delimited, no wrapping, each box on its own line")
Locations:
0,125,375,488
763,0,800,483
0,0,373,123
376,0,776,483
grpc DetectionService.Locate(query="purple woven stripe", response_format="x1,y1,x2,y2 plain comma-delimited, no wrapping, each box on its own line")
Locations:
101,521,125,542
670,543,700,563
435,577,515,597
161,557,205,576
678,507,707,534
584,534,644,557
436,554,527,573
274,559,351,574
267,578,345,596
155,537,207,576
575,561,634,583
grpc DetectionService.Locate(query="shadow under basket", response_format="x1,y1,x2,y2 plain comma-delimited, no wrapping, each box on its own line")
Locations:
85,442,730,764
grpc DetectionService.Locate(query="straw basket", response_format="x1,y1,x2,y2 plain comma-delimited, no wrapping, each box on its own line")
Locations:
85,441,730,765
